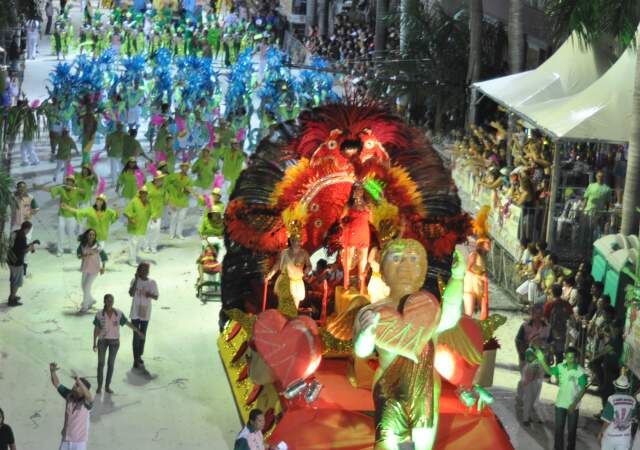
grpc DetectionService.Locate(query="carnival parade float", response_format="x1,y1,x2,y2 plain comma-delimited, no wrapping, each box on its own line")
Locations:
218,103,513,450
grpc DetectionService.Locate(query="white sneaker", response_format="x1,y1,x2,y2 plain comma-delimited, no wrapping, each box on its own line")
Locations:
150,248,157,254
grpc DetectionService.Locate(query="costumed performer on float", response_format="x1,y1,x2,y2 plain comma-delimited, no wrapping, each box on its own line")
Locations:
353,239,467,450
340,182,373,295
463,205,491,320
264,204,312,312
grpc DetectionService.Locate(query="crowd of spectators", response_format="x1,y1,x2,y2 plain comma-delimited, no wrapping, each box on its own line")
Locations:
514,239,625,418
451,119,623,246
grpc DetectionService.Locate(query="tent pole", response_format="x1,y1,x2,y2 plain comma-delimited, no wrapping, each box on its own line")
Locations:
546,142,562,248
506,114,514,167
467,86,478,130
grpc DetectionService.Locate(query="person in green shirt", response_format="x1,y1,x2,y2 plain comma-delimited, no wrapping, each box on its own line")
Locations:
64,194,119,252
154,131,176,174
123,188,152,266
121,128,149,166
191,147,218,194
105,121,127,185
165,161,193,239
222,138,245,201
117,158,143,202
41,176,83,256
197,187,225,260
583,171,612,213
143,173,168,253
53,129,79,183
75,164,98,206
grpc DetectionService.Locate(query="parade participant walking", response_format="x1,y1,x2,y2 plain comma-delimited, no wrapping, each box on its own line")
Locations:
10,181,38,233
45,0,54,35
123,188,152,266
41,176,82,256
536,346,588,450
198,186,224,241
66,192,118,251
166,161,193,239
122,128,148,165
0,408,16,450
191,147,218,194
143,169,167,254
128,262,158,371
221,137,245,201
520,348,545,426
515,303,549,410
93,294,144,394
75,164,98,207
598,374,637,450
53,129,79,183
7,221,37,307
49,362,93,450
117,158,143,202
104,121,127,185
77,229,107,313
25,18,40,60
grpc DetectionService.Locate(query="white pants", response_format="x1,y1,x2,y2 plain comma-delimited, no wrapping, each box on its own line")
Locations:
81,272,98,310
59,441,87,450
516,279,546,304
21,140,39,164
146,218,161,251
54,159,67,182
521,378,542,422
128,234,144,265
168,207,188,238
57,216,77,254
109,157,122,185
27,34,38,59
222,179,232,203
602,433,632,450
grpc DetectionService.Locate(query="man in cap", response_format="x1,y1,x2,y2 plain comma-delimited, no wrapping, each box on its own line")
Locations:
599,373,637,450
143,171,168,253
104,121,127,185
165,161,193,239
53,129,78,183
123,188,152,266
39,176,82,256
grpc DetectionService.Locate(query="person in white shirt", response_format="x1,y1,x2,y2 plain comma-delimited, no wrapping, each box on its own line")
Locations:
92,294,144,394
77,229,107,313
128,262,158,371
25,19,40,59
599,374,637,450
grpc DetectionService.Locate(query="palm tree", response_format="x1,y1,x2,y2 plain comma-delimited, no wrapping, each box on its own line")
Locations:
508,0,524,74
374,0,388,57
466,0,483,127
546,0,640,235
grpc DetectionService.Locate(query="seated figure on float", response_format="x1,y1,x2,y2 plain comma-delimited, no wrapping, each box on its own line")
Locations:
265,205,312,312
353,238,466,450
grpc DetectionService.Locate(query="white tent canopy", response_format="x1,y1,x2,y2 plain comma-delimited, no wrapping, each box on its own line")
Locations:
472,33,614,111
517,44,636,143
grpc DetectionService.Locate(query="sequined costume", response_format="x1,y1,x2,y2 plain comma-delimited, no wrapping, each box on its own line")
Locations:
341,206,371,248
374,342,437,449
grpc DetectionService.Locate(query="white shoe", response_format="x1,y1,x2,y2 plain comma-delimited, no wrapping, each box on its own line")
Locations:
150,248,157,254
56,252,62,257
177,235,185,240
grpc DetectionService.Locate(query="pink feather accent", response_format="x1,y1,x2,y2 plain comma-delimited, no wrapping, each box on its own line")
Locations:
213,173,224,190
91,151,101,166
236,128,246,142
135,169,145,189
30,100,40,108
65,162,74,178
204,194,213,210
150,114,165,126
97,177,106,196
155,151,168,162
182,152,190,163
147,162,158,178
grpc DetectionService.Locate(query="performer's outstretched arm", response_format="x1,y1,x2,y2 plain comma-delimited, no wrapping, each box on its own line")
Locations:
353,309,379,358
436,249,465,334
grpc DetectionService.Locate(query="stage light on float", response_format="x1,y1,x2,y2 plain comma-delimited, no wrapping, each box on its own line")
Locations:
304,379,323,404
283,379,307,400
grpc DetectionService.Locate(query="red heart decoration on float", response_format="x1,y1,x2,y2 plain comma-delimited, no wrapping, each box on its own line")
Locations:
375,291,441,363
253,309,322,389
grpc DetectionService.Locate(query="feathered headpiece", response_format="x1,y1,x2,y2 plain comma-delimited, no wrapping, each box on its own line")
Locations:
282,202,307,241
135,169,145,189
372,200,400,244
96,177,106,199
65,162,75,179
473,205,492,248
212,172,224,195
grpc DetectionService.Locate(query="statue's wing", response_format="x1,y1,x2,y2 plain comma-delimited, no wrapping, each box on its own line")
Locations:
437,322,483,366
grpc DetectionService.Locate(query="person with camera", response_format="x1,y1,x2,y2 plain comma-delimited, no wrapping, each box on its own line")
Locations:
7,221,39,306
128,262,158,372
